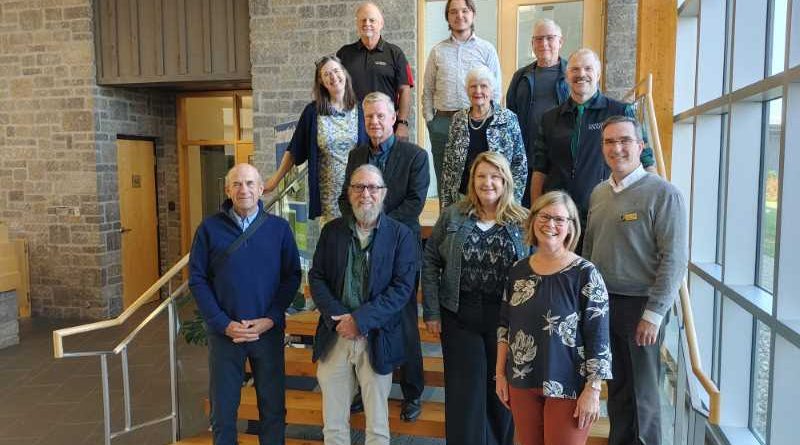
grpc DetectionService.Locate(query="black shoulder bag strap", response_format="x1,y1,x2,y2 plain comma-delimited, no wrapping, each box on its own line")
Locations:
209,209,270,277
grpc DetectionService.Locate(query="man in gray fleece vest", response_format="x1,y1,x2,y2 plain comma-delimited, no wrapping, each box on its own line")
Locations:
583,116,688,445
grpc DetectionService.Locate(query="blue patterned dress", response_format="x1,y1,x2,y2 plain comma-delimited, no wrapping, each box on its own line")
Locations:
317,109,358,219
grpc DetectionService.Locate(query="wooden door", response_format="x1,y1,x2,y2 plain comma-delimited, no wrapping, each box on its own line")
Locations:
497,0,605,95
117,139,160,308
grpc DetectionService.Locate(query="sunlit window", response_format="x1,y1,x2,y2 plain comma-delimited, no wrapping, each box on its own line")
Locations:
757,99,781,293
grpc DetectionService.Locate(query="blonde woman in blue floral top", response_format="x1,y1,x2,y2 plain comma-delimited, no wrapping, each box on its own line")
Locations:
495,190,611,445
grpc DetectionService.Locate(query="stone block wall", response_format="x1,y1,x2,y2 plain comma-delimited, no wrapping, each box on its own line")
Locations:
0,0,179,319
249,0,417,175
604,0,639,100
0,291,20,349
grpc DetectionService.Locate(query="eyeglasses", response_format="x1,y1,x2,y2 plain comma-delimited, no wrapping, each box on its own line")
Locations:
349,184,386,194
603,137,640,147
533,35,560,43
536,213,572,226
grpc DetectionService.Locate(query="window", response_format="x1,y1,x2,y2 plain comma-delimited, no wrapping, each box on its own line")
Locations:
750,320,770,442
757,99,781,293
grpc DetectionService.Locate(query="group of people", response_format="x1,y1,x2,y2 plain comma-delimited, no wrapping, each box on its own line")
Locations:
188,2,688,445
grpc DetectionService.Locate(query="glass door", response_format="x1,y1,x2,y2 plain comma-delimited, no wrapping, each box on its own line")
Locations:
497,0,604,94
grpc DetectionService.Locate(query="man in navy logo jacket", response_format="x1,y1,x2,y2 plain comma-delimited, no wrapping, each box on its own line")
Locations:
189,163,301,445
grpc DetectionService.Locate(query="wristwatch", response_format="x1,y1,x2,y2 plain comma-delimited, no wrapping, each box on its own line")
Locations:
397,119,409,126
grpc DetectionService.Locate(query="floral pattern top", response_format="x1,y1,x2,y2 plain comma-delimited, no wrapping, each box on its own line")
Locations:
440,101,527,208
498,257,612,399
317,109,359,219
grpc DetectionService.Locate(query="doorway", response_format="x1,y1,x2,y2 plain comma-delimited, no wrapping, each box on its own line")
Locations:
178,91,253,252
497,0,605,94
116,139,160,308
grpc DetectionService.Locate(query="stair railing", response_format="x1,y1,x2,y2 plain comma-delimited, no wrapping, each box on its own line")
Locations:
52,164,309,445
624,74,721,425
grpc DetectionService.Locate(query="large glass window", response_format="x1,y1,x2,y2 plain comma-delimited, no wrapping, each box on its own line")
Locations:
676,1,797,443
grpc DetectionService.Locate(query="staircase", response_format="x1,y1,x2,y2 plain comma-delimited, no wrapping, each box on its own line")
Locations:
172,308,610,444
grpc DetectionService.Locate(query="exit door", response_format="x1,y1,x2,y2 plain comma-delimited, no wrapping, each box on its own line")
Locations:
116,139,160,308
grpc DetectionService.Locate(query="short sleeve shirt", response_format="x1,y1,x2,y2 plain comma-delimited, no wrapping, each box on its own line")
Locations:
337,38,413,101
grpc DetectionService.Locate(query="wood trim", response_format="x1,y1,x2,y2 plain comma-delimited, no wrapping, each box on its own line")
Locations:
177,96,190,256
416,0,425,146
636,0,677,177
14,240,30,317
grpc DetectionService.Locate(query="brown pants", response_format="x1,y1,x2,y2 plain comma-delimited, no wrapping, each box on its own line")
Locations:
508,387,592,445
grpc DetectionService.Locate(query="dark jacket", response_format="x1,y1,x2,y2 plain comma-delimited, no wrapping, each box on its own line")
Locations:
189,199,302,334
309,214,418,375
506,57,569,154
422,204,528,321
288,102,369,219
533,92,655,221
339,138,430,238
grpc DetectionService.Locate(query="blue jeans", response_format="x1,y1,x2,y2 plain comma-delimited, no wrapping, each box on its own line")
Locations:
427,113,453,198
207,327,286,445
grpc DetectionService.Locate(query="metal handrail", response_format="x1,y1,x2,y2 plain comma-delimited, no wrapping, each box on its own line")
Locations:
625,74,721,425
51,164,310,444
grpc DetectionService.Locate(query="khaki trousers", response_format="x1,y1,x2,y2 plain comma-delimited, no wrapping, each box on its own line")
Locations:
316,335,393,445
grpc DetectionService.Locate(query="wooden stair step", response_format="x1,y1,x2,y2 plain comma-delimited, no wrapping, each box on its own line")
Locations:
173,431,322,444
205,388,446,438
280,347,444,387
204,388,610,442
286,310,439,343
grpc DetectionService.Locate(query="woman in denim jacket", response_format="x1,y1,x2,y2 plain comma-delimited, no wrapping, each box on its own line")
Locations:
422,152,528,445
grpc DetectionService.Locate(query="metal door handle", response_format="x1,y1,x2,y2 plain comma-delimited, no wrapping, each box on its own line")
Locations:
119,227,132,234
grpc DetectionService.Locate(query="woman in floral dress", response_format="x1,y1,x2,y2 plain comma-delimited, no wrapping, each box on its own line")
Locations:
265,55,367,222
495,190,611,445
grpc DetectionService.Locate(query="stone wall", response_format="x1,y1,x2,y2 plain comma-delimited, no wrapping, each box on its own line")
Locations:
0,0,179,319
0,291,20,349
604,0,639,100
249,0,417,174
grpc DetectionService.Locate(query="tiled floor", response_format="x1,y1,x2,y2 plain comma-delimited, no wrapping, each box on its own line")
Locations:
0,302,444,445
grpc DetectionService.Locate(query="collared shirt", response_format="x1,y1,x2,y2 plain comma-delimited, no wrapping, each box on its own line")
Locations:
368,134,395,172
609,164,647,193
342,216,378,312
227,206,259,232
337,37,413,101
422,33,502,121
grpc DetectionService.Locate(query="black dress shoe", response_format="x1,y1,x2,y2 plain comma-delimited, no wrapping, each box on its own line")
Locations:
400,398,422,422
350,392,364,413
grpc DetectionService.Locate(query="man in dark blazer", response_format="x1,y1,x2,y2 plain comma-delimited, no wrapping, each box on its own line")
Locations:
339,91,430,421
312,164,418,444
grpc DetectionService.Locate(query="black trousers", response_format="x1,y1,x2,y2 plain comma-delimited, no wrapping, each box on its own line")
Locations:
440,309,514,445
398,274,425,401
607,295,666,445
207,327,286,445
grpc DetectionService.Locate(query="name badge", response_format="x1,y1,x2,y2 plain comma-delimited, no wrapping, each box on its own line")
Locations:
374,61,388,66
621,212,638,222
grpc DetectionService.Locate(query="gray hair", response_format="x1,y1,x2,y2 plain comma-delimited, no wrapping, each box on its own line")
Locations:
350,164,386,187
533,18,562,37
224,163,263,186
362,91,395,114
355,1,383,19
464,65,496,94
601,115,645,141
568,48,602,72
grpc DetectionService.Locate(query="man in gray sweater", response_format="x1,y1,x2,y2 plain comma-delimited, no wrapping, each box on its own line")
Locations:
583,115,688,445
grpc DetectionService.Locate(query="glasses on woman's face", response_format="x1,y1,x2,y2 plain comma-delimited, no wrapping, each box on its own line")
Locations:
536,212,572,226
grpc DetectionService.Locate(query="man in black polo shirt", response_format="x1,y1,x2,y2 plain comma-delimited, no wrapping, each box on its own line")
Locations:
337,1,414,140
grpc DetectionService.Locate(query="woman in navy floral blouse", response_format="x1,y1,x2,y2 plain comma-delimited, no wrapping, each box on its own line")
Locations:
495,190,611,445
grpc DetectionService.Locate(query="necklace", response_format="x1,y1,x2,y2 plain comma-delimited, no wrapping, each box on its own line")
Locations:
468,107,492,131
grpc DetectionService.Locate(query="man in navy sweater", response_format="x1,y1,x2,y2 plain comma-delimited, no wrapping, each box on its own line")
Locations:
189,163,301,445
